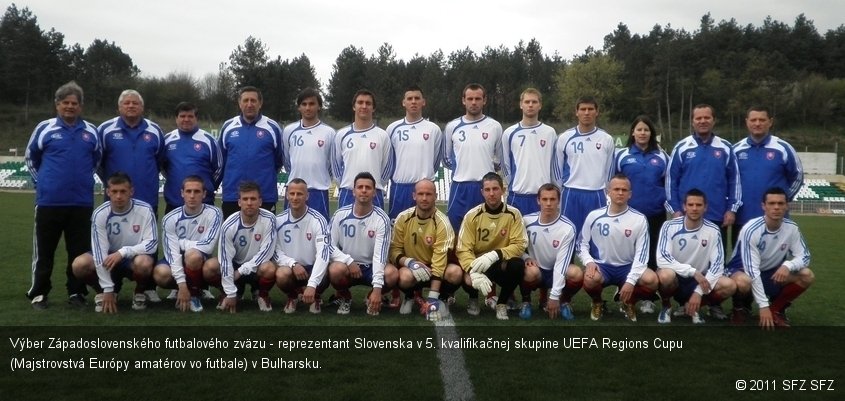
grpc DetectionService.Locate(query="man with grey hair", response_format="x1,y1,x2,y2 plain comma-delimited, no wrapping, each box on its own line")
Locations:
25,81,102,309
97,89,166,302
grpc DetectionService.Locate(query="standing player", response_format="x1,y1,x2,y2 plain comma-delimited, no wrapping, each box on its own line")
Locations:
502,88,557,215
273,179,331,314
457,172,527,320
218,86,284,218
26,81,101,309
386,85,444,220
732,106,803,246
579,174,657,322
553,96,615,236
390,179,463,320
282,88,335,221
326,172,397,316
153,176,223,312
726,187,813,329
161,102,222,213
98,90,165,303
98,89,165,212
443,83,504,231
332,89,394,210
521,183,582,320
71,173,158,313
215,181,277,313
614,115,669,314
655,189,736,324
666,104,740,319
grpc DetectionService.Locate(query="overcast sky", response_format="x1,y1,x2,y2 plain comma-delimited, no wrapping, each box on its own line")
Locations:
8,0,844,86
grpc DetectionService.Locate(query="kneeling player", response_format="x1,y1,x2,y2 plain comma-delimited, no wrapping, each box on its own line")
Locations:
72,172,157,313
390,179,463,320
579,174,657,322
216,181,277,313
522,184,582,320
153,176,222,312
726,187,813,329
656,189,736,324
458,172,527,320
327,172,398,316
274,179,331,314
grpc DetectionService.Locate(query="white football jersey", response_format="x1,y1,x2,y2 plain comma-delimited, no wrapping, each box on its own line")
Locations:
274,207,331,289
578,206,649,285
502,122,557,194
656,216,724,295
91,199,158,292
523,212,577,300
443,115,503,182
732,217,810,308
553,126,615,190
161,204,223,284
218,209,277,297
282,120,335,190
387,117,443,183
332,124,393,190
329,205,392,288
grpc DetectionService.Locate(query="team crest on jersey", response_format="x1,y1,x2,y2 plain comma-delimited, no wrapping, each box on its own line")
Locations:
713,150,722,158
317,140,324,147
254,234,262,241
368,230,375,238
423,133,430,140
650,158,659,165
257,130,265,138
425,236,433,245
194,143,202,151
306,232,312,241
82,133,91,141
198,225,205,233
766,151,775,160
552,240,560,248
780,243,787,251
113,133,124,140
596,143,602,149
482,132,489,140
369,142,376,149
144,133,152,142
499,229,507,237
624,229,632,237
701,239,707,247
540,139,546,147
133,225,140,233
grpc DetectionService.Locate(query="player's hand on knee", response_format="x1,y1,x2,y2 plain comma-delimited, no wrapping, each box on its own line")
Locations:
470,251,499,273
293,263,308,281
407,259,431,282
469,272,492,296
772,266,789,285
348,263,362,279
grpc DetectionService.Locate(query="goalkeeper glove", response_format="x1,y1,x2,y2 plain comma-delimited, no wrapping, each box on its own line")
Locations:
407,258,432,282
470,250,499,273
469,272,493,296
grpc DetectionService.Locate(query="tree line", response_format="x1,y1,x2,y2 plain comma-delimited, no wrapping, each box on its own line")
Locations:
2,3,844,140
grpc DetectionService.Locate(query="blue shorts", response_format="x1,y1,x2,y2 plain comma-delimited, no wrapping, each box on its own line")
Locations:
349,263,374,287
561,187,606,234
673,275,699,303
156,251,210,268
388,182,416,220
285,188,330,222
760,268,783,301
539,267,553,289
507,192,539,216
447,181,483,231
597,262,632,288
338,188,385,210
